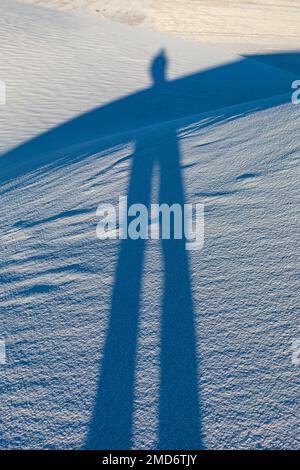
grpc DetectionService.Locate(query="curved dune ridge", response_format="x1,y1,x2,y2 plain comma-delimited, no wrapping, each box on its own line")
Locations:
0,0,299,450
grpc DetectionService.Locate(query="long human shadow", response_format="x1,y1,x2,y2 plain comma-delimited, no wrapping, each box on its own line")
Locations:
86,51,201,449
0,49,298,450
246,51,300,75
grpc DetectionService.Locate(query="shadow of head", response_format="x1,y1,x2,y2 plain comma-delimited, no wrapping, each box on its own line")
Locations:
150,48,168,85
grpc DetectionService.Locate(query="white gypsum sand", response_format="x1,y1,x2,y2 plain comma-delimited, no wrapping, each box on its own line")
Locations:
19,0,300,54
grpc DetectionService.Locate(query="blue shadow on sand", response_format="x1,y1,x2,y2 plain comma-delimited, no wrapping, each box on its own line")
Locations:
0,50,298,450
